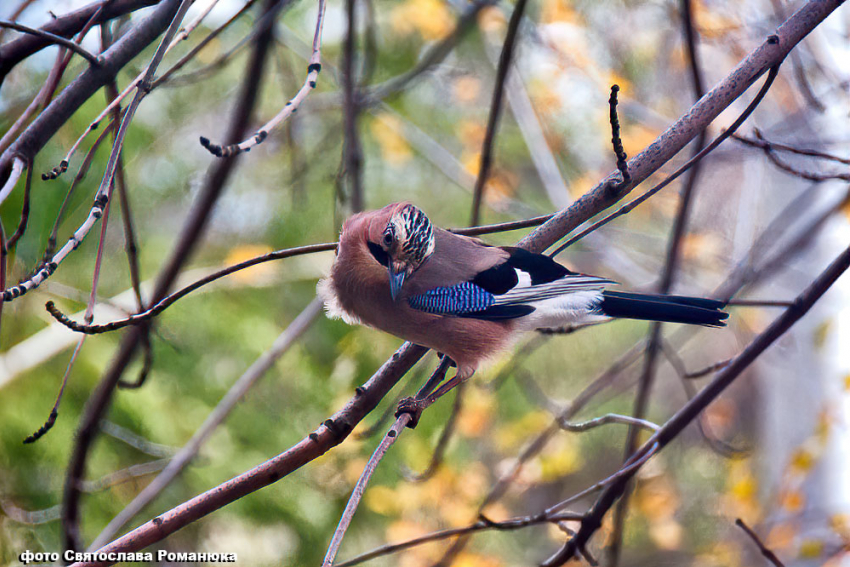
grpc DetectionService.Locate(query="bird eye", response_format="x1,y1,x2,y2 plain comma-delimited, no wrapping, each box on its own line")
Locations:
382,232,393,246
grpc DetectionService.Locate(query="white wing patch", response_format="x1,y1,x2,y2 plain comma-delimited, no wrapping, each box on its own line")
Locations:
515,268,533,289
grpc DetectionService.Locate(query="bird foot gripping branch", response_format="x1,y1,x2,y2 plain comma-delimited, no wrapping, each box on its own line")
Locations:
319,202,728,403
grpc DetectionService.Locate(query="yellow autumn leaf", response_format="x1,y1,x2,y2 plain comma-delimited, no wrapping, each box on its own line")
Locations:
454,552,502,567
649,517,683,550
365,485,401,515
692,1,740,39
344,457,368,484
453,76,481,104
458,122,486,151
790,447,816,474
636,477,680,521
494,410,551,451
780,489,805,512
457,388,495,437
766,522,796,551
225,244,274,283
621,123,661,160
830,513,850,542
813,318,833,349
478,6,506,34
705,398,736,438
390,0,453,41
606,71,632,96
541,0,582,25
538,435,582,480
370,114,412,165
841,193,850,222
799,539,824,558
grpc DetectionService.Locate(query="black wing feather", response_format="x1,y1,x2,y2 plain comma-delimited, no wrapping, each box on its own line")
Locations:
471,247,572,296
458,304,535,320
501,247,571,284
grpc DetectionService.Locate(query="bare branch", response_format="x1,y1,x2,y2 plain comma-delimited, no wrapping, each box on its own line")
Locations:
0,0,159,84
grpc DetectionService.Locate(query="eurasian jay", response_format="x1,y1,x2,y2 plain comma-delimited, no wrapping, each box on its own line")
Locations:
319,202,727,416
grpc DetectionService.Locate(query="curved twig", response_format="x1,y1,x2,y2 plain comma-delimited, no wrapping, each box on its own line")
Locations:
200,0,327,157
0,20,100,64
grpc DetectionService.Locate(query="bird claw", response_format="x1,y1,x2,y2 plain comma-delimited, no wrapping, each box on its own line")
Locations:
395,397,424,428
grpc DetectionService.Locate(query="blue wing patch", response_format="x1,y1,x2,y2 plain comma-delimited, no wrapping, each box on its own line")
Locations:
408,282,495,315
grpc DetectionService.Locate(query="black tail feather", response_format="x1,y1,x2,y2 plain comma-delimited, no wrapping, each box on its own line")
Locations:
599,291,728,327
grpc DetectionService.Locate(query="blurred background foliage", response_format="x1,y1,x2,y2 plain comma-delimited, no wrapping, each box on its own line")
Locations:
1,0,849,565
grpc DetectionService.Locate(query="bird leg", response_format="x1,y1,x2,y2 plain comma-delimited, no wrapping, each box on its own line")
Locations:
395,365,473,428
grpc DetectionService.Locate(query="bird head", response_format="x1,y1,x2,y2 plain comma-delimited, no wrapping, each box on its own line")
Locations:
365,203,435,300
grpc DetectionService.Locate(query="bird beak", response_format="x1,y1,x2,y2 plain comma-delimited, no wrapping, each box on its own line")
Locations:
388,265,406,301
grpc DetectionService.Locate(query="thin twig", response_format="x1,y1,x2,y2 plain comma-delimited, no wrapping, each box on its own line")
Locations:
558,413,659,433
42,118,117,259
0,0,39,43
0,157,25,207
60,0,199,550
81,458,171,493
736,518,786,567
550,64,781,255
46,243,335,332
733,130,850,166
470,0,528,226
200,0,326,157
0,20,100,64
151,0,260,88
744,130,850,182
335,510,584,567
100,421,176,458
322,358,452,566
363,0,493,105
44,0,225,180
404,381,466,482
5,157,33,248
660,340,750,458
341,0,363,212
608,85,631,187
545,442,661,518
323,418,410,566
608,5,709,561
4,0,196,306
